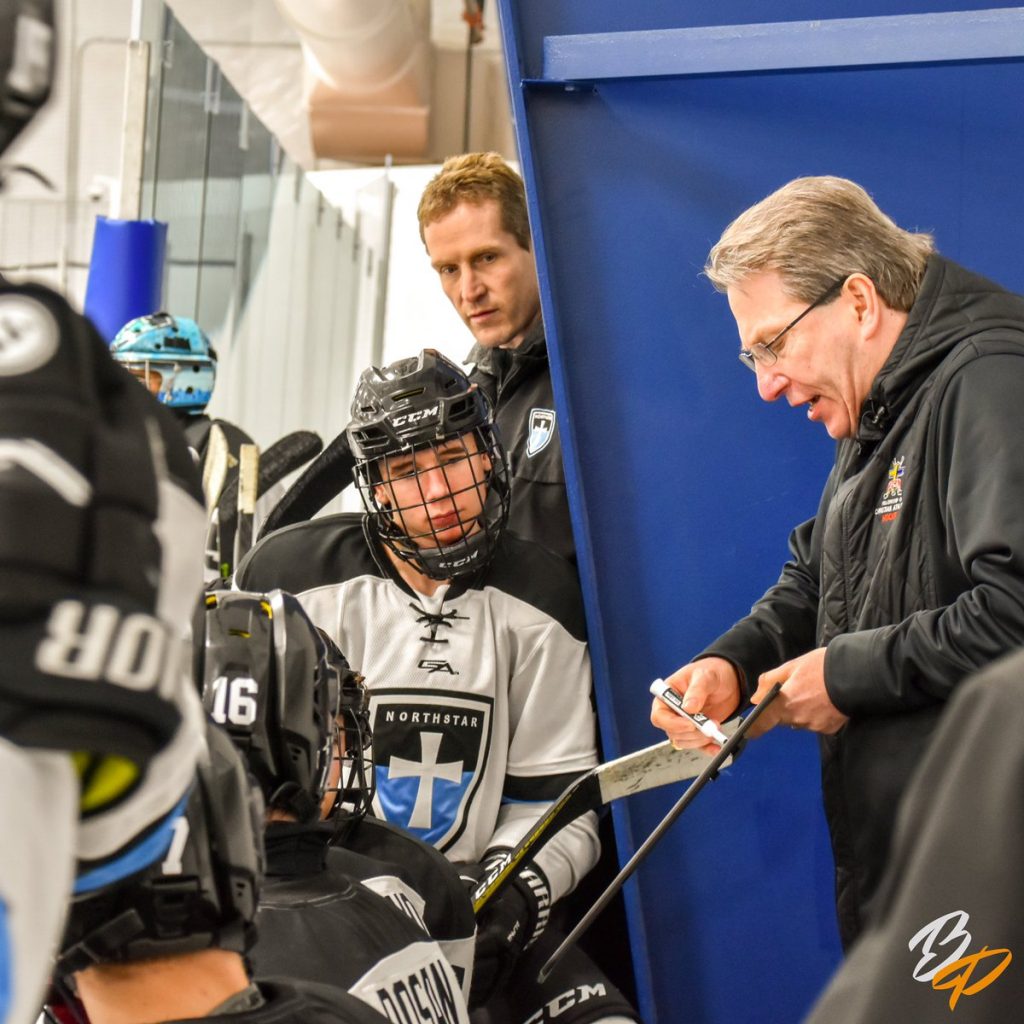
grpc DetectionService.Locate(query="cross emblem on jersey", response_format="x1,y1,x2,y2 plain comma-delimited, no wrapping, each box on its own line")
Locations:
388,732,464,828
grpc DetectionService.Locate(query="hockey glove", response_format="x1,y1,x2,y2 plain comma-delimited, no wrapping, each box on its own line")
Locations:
467,861,551,1008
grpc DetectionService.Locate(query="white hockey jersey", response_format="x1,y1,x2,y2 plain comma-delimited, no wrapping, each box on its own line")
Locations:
238,515,600,903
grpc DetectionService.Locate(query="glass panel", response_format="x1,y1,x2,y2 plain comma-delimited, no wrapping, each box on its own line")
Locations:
150,13,212,317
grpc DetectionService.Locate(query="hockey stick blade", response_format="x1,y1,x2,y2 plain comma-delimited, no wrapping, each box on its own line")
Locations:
537,683,783,983
257,429,355,541
233,444,260,571
471,731,738,915
255,430,324,497
201,423,231,513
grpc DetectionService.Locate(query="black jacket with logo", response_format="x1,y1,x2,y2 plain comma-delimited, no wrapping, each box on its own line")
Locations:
705,256,1024,944
468,324,574,565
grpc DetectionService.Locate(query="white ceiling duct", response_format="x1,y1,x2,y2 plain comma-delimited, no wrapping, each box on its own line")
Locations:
274,0,431,161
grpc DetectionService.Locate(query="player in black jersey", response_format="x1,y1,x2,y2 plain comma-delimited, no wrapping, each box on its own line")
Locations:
237,351,639,1024
197,589,474,1018
53,722,390,1024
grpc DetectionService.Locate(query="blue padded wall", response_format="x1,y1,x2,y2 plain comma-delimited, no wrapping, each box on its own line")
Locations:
496,3,1024,1022
84,218,167,343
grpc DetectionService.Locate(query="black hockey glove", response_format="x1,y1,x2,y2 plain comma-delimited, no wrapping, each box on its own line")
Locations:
463,859,551,1009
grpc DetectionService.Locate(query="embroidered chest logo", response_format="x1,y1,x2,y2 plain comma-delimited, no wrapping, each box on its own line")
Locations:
418,659,458,675
526,408,556,457
371,691,493,849
874,456,906,523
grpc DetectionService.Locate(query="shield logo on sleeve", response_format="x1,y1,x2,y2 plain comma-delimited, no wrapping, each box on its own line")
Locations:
526,408,556,457
370,691,493,850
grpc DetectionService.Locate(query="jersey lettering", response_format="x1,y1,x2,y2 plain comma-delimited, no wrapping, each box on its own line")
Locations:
374,959,462,1024
386,890,429,932
161,816,191,875
208,675,260,727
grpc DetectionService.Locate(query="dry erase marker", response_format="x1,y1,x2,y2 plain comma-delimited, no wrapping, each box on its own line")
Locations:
650,678,729,747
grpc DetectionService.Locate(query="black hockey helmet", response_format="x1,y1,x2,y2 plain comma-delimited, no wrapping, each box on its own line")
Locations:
57,722,264,975
197,590,334,824
0,1,55,159
346,348,510,580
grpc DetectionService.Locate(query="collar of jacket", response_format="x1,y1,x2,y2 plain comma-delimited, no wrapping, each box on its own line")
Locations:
856,254,1018,442
264,820,333,876
466,318,547,381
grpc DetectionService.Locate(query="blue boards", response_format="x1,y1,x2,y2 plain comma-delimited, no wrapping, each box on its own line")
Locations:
495,3,1024,1021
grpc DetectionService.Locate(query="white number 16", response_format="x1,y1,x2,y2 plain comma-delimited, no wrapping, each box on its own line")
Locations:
209,675,259,726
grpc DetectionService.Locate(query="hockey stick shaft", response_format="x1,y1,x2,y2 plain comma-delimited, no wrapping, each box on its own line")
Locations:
217,430,323,520
537,683,783,983
214,431,322,578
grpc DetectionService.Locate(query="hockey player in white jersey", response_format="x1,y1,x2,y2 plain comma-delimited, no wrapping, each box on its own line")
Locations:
237,351,639,1023
1,4,206,1019
54,722,392,1024
197,588,475,1020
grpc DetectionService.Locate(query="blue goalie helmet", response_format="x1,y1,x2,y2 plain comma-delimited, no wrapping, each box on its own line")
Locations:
111,311,217,413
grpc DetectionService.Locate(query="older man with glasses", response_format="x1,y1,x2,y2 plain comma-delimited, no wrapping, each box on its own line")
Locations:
651,175,1024,949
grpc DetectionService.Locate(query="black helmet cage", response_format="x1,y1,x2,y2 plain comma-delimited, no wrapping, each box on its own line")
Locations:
347,350,511,581
57,724,264,976
198,590,333,821
318,629,375,836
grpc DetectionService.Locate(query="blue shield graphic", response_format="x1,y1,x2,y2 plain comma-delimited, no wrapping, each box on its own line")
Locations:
370,691,492,850
526,408,556,457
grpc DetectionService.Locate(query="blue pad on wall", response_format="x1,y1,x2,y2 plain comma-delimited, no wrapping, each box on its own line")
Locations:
84,217,167,344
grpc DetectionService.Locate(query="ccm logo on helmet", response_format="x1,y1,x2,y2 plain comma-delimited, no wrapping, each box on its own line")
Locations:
35,600,177,694
391,406,439,427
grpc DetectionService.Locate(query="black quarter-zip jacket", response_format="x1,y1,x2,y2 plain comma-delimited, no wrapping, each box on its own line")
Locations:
468,323,575,565
703,255,1024,945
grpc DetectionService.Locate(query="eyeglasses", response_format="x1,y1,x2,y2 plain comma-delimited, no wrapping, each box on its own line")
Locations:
738,277,847,372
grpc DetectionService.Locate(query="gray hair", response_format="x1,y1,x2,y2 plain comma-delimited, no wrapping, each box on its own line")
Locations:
705,176,935,311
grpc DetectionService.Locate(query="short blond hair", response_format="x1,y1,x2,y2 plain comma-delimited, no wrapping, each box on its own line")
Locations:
417,152,531,251
706,176,935,311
